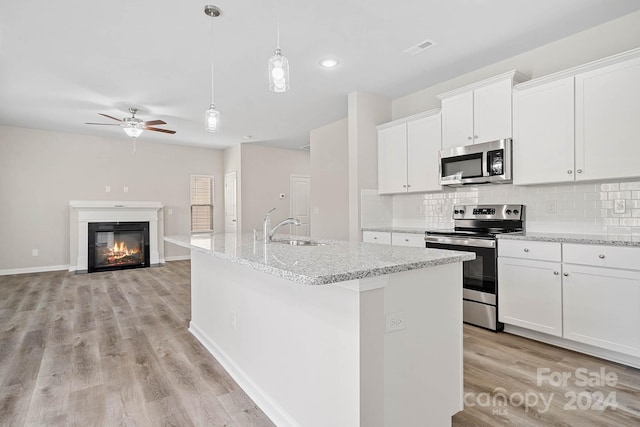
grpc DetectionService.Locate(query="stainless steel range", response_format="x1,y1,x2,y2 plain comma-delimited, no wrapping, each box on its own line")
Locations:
425,204,525,331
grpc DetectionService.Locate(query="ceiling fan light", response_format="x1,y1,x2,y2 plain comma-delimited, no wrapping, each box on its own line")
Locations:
123,125,144,138
268,49,289,93
205,104,220,132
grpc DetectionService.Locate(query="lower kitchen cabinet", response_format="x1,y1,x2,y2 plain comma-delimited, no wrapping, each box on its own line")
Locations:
391,232,425,247
362,230,391,245
563,264,640,358
498,257,563,337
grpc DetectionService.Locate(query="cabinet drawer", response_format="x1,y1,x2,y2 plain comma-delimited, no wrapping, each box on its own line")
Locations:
362,231,391,245
392,233,425,248
498,239,561,262
563,243,640,270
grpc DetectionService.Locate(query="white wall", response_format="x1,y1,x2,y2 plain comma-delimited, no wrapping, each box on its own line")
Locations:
239,144,310,233
348,92,391,241
0,125,224,271
309,119,349,240
392,10,640,120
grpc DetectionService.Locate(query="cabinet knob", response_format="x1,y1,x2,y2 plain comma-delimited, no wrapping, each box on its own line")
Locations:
407,184,411,188
474,135,478,139
373,237,378,240
563,272,569,277
577,169,583,173
467,136,472,140
567,170,573,174
402,184,407,188
405,239,409,242
553,271,559,275
523,248,529,252
599,254,605,259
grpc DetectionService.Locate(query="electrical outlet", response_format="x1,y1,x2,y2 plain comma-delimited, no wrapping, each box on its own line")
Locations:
545,200,557,214
385,312,406,333
32,249,38,257
168,208,173,215
614,199,626,214
105,186,111,193
230,310,237,331
123,186,129,193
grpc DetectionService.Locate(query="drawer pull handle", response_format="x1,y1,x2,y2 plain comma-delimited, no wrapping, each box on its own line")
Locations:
553,271,559,275
563,272,569,277
598,254,605,259
523,248,529,252
373,237,377,240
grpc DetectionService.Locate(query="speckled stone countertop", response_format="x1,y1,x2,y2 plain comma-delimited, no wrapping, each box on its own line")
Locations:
498,232,640,247
362,227,448,234
165,233,475,285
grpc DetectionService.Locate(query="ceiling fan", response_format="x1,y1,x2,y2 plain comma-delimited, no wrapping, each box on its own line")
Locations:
85,107,176,138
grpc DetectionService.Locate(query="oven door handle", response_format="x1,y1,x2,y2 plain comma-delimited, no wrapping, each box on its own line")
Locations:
425,235,496,248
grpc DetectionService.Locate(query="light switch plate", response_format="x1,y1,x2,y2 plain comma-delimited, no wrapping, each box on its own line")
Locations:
614,199,626,214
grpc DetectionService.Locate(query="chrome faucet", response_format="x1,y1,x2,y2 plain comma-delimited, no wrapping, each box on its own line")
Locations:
263,208,301,242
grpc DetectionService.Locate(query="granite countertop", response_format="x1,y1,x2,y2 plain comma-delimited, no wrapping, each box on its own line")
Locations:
165,233,475,286
362,227,454,234
498,232,640,247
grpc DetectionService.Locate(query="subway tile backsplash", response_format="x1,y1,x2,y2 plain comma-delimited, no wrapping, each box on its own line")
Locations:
364,179,640,235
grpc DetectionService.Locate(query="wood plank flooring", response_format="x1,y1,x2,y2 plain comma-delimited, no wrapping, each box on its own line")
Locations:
1,261,639,426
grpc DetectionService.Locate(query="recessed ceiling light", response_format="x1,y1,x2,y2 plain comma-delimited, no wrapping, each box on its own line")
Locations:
320,58,339,68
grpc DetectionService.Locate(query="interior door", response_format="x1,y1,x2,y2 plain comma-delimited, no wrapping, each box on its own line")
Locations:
224,171,237,232
290,175,310,236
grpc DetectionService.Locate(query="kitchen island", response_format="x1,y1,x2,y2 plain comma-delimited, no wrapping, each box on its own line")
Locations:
165,233,474,427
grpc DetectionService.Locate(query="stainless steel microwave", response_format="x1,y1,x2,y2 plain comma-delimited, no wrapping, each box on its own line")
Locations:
439,139,512,186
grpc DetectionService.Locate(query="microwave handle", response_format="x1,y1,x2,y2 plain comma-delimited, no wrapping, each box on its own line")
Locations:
483,150,489,177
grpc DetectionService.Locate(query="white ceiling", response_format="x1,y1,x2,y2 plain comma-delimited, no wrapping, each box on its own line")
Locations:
1,1,639,150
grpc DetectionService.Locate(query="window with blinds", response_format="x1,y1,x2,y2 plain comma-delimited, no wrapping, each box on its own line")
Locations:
190,175,214,232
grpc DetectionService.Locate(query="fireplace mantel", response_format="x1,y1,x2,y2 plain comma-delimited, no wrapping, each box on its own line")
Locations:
69,200,164,272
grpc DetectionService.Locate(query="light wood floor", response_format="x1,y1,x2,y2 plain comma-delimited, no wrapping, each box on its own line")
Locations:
1,261,639,426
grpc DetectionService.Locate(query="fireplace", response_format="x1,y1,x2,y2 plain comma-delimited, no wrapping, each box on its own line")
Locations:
88,222,150,273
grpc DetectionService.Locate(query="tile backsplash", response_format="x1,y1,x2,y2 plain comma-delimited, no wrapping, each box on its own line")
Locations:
363,180,640,235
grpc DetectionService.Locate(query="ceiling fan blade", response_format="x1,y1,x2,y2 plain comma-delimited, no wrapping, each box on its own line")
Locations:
98,113,123,122
145,126,176,134
143,120,166,126
85,122,120,125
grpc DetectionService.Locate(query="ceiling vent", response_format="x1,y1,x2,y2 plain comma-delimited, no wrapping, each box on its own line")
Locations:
403,39,436,56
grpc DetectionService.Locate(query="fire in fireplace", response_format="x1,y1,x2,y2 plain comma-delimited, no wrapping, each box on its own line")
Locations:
88,222,150,272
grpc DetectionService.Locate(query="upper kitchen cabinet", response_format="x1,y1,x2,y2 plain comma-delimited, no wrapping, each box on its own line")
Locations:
513,76,575,185
513,47,640,185
377,110,442,194
438,71,529,149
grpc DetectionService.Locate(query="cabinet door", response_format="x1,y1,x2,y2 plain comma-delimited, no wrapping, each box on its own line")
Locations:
498,257,563,336
378,124,407,194
441,91,473,149
407,114,442,192
563,264,640,357
473,78,513,144
512,77,575,185
575,56,640,181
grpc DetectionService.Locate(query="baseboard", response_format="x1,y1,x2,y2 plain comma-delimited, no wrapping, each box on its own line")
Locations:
0,264,70,276
188,322,300,427
504,325,640,369
164,255,191,262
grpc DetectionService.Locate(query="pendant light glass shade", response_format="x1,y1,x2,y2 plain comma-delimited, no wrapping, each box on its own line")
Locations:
205,104,220,132
268,48,289,92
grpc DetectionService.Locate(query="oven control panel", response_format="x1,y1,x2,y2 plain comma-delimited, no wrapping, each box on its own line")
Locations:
452,204,524,220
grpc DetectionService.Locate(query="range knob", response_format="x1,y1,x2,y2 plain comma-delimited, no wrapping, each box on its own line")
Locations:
459,209,465,215
513,209,519,215
454,210,459,214
506,209,512,215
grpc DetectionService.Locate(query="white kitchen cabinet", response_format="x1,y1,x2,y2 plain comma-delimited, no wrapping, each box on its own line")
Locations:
512,48,640,185
438,70,528,149
498,240,563,337
512,77,575,185
391,232,425,248
362,231,391,245
563,264,640,358
575,54,640,181
377,110,441,194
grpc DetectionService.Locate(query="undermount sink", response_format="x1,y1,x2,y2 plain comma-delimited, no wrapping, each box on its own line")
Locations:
272,239,325,246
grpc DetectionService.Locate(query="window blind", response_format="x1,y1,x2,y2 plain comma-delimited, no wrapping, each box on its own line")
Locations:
190,175,214,232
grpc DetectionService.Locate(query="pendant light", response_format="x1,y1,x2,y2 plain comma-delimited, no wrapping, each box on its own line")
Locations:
204,5,221,132
268,13,289,93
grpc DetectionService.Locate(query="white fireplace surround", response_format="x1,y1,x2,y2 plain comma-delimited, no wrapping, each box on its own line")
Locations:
69,200,163,272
